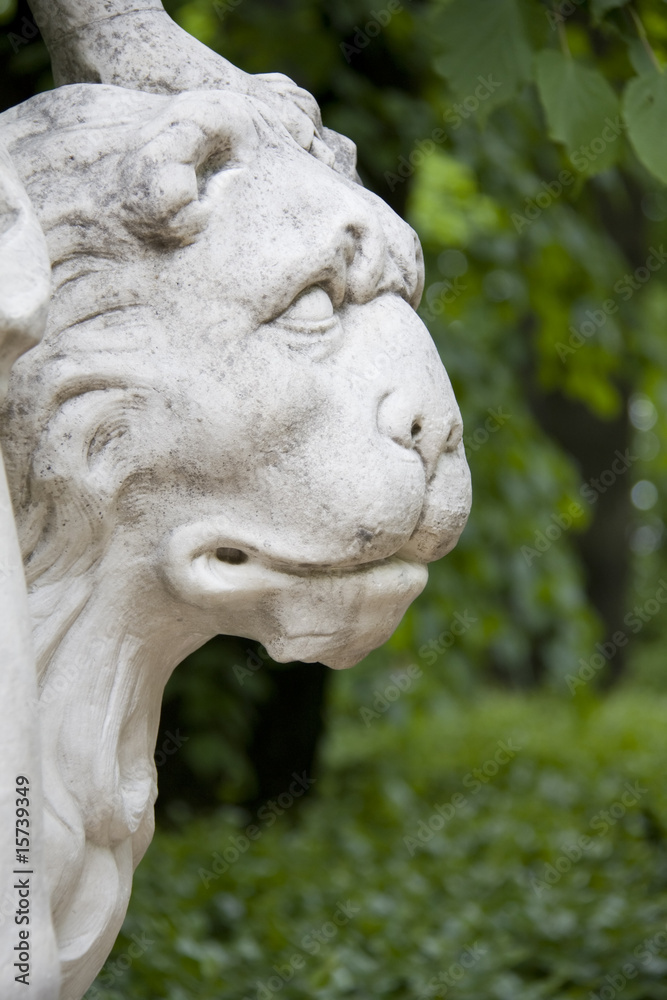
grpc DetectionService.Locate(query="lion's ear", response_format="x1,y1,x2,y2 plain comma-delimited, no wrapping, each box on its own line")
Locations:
119,92,259,248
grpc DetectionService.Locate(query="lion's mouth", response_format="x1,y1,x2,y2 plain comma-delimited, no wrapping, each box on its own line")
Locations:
166,524,431,669
243,553,428,669
214,536,420,577
283,630,338,639
206,550,427,668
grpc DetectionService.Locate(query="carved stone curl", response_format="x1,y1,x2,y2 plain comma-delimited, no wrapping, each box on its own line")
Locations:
0,5,471,998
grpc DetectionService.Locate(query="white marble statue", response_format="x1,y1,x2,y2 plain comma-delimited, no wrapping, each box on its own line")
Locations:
0,5,471,998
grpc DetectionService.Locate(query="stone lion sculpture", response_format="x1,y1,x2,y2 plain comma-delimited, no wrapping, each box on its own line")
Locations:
0,4,471,998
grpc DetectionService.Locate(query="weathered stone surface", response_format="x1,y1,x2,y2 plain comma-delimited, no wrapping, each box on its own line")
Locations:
0,4,471,997
0,146,60,1000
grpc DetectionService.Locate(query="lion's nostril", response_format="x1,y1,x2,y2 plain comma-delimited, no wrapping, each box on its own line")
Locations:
216,547,248,565
444,421,463,451
410,420,422,440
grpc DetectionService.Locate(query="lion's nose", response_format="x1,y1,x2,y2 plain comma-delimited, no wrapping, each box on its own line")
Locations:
377,390,462,471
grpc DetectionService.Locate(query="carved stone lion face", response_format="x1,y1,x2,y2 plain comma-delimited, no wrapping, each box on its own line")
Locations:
0,73,472,1000
1,84,471,670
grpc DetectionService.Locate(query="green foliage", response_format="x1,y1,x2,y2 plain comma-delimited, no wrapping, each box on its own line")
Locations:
431,0,533,122
5,0,667,992
87,684,667,999
623,69,667,183
148,0,667,797
120,3,667,988
0,0,16,22
158,636,271,808
535,51,620,174
591,0,631,25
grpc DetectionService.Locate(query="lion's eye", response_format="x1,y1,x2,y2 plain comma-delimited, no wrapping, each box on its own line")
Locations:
279,286,335,326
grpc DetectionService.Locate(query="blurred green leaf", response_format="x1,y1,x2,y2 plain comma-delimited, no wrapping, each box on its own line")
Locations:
535,49,621,174
433,0,533,122
590,0,631,25
623,69,667,183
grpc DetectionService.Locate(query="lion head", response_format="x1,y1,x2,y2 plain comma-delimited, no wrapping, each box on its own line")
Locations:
0,81,470,998
2,83,471,670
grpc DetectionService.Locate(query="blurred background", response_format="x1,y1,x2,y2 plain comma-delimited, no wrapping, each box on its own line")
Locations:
3,0,667,996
